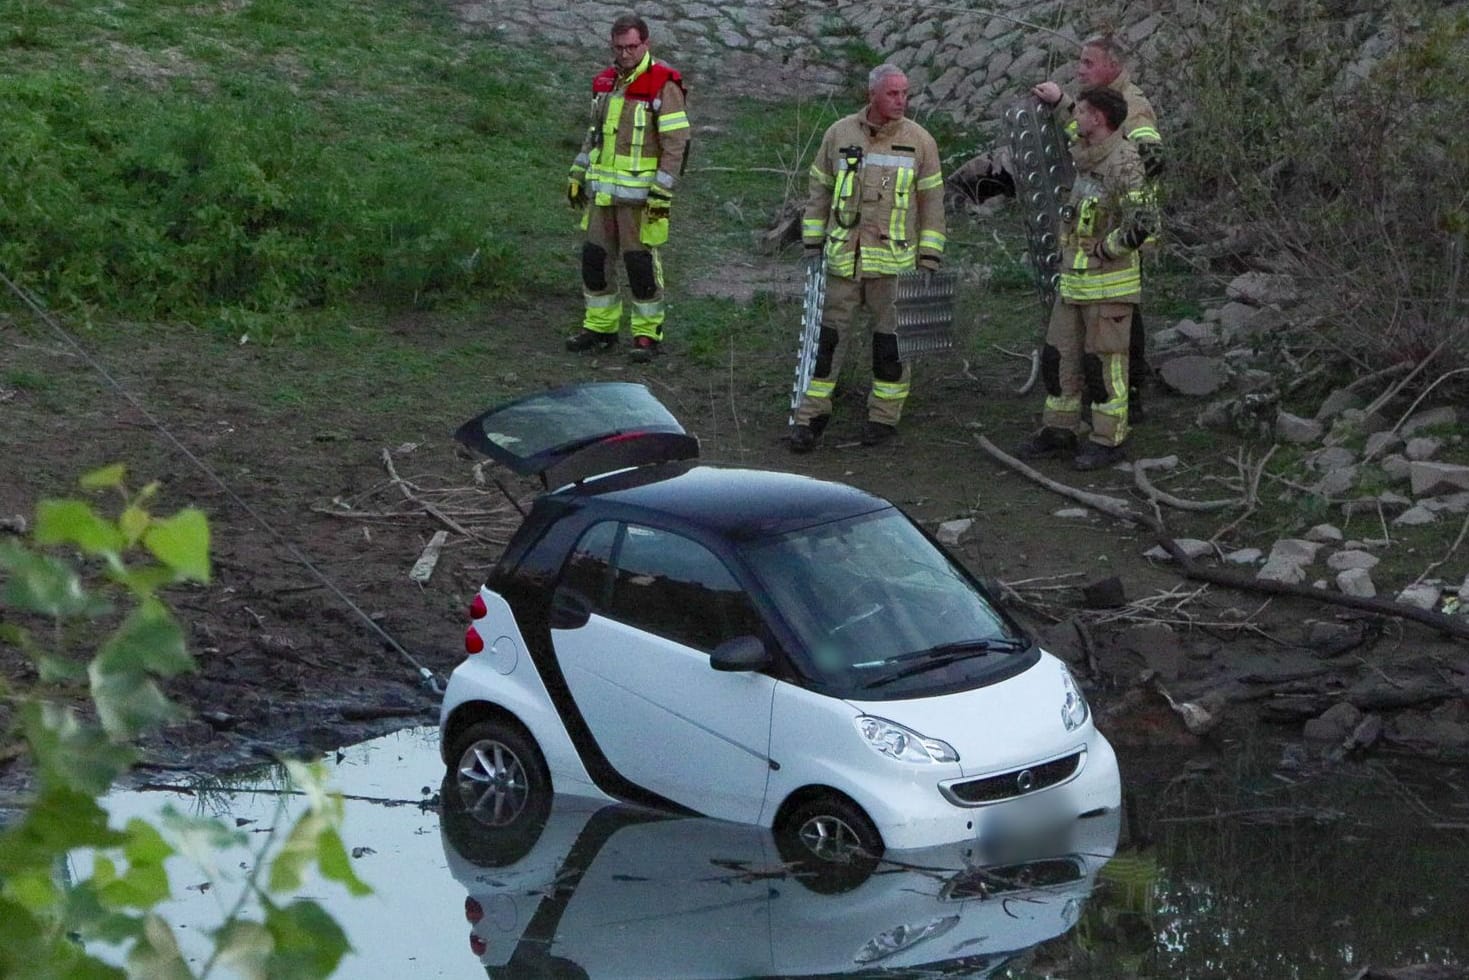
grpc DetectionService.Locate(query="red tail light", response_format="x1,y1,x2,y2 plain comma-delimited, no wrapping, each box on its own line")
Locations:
465,625,484,654
470,594,487,619
464,896,483,924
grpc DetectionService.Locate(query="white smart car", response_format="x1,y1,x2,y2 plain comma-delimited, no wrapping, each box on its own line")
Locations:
440,383,1120,856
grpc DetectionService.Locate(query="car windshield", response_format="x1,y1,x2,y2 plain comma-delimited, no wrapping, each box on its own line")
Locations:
740,509,1023,691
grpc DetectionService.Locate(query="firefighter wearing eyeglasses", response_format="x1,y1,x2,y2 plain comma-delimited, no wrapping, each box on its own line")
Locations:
565,14,691,363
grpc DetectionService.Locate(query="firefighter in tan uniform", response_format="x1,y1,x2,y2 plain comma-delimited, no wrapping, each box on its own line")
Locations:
790,64,946,452
565,14,691,363
951,35,1162,418
1014,87,1157,471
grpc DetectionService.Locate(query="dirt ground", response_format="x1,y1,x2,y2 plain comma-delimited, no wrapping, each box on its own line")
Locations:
4,276,1463,815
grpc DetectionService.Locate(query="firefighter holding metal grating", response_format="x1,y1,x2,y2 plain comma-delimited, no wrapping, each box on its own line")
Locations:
789,64,948,453
1013,86,1157,472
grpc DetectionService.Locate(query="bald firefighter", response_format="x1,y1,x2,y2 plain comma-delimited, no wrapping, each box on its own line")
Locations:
1014,87,1157,470
565,14,691,363
790,64,946,452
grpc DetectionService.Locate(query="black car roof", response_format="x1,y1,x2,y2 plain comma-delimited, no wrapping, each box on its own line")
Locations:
558,462,891,540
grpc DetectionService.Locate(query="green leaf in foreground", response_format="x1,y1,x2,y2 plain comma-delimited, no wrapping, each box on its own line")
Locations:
142,507,211,582
35,500,126,556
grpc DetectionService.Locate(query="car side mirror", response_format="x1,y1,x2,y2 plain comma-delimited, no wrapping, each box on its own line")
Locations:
549,588,593,630
710,635,771,672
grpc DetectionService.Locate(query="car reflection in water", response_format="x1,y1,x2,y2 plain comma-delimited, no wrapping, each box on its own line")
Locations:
440,779,1120,978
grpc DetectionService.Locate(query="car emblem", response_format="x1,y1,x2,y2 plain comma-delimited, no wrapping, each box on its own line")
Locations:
1015,769,1036,793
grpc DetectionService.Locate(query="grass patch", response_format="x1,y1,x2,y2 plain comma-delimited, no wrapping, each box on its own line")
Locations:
0,1,575,329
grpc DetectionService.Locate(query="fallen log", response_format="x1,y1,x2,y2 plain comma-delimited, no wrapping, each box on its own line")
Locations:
976,436,1469,641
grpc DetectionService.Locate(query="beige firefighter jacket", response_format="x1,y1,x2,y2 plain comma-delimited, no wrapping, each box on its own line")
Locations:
570,53,691,207
1055,70,1162,146
802,111,946,279
1057,130,1155,305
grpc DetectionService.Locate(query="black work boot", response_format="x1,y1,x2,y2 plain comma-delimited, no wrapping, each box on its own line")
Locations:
861,421,897,447
1014,427,1077,460
789,415,829,454
1073,441,1127,471
566,329,617,353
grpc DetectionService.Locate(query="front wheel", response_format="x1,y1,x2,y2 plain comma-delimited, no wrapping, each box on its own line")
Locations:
776,794,883,893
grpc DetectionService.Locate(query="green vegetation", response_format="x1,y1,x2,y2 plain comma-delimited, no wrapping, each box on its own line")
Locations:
0,0,575,333
1159,0,1469,369
0,465,366,977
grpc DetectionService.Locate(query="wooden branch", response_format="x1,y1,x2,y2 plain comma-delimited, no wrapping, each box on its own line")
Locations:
1016,348,1040,395
1134,456,1240,512
1362,339,1447,417
381,449,491,544
976,436,1469,640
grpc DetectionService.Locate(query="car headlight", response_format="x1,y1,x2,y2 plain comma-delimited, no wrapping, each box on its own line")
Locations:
1060,665,1090,731
855,716,959,764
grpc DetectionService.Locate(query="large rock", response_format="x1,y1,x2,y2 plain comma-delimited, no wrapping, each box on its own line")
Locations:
1423,491,1469,515
1158,355,1229,396
1315,465,1359,497
1143,538,1214,561
1315,387,1365,421
1405,436,1443,461
1303,701,1361,741
1224,547,1263,564
1379,453,1413,483
1411,461,1469,496
1269,538,1323,566
1226,271,1301,308
1214,301,1266,338
1396,583,1443,610
1275,411,1324,445
1306,446,1357,471
1393,505,1439,527
1400,405,1459,436
1257,558,1307,584
936,518,975,545
1336,567,1376,597
1305,523,1344,543
1173,318,1218,344
1363,430,1404,459
1327,549,1379,571
1323,409,1388,448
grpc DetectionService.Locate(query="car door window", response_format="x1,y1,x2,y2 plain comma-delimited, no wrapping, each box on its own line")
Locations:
554,520,619,614
604,525,763,653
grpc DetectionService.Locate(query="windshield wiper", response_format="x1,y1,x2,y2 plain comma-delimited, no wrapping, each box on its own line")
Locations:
860,637,1028,689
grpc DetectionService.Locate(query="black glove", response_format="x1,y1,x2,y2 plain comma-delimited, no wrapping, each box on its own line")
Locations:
646,187,673,219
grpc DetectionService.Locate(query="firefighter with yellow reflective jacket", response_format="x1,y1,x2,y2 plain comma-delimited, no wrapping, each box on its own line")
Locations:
564,14,691,363
790,64,946,452
1014,87,1157,471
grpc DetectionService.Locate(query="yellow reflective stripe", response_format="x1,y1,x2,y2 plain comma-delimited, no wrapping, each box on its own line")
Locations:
806,379,836,397
824,250,856,277
802,218,826,238
915,172,944,192
810,164,834,187
590,169,656,188
657,111,689,133
872,380,909,401
919,230,946,252
1045,394,1081,413
860,247,917,276
584,293,621,308
1127,126,1161,143
1060,275,1142,302
886,166,913,245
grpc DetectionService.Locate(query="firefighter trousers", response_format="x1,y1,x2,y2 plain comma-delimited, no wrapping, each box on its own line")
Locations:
581,203,666,340
794,273,910,428
1041,299,1132,447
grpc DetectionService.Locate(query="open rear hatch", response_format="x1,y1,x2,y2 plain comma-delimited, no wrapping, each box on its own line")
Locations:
454,382,699,488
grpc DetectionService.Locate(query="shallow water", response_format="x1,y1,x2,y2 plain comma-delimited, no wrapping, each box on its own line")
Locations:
79,727,1469,977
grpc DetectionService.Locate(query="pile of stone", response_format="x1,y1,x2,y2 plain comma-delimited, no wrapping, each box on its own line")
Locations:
1136,270,1469,611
